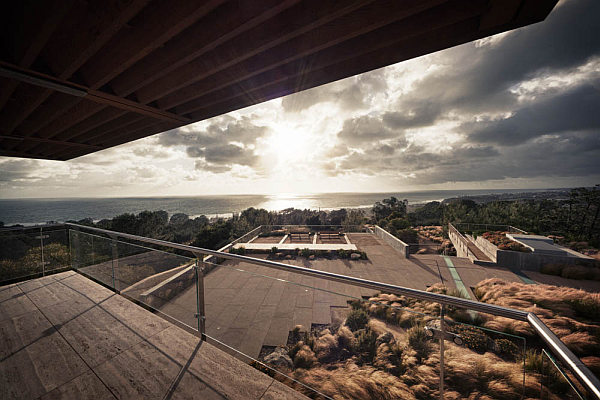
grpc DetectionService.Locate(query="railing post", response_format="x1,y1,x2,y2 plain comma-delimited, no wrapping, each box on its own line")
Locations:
439,304,445,400
110,235,118,291
39,226,45,276
195,259,206,341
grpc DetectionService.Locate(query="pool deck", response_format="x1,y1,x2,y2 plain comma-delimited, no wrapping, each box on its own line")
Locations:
0,271,307,400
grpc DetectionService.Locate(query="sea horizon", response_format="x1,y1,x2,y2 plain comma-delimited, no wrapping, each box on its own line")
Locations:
0,188,568,226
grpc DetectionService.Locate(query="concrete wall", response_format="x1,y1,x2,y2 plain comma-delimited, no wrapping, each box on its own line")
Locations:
496,250,597,271
139,225,264,308
374,225,409,258
448,223,471,259
204,225,263,264
475,236,498,262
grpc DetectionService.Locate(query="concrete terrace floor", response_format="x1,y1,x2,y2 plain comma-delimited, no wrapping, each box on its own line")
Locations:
0,271,307,400
160,233,528,359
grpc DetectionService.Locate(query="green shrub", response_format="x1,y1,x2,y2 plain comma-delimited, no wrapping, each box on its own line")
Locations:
345,308,369,332
407,323,431,362
540,263,564,276
561,265,599,280
270,246,278,254
349,299,364,310
394,228,418,244
230,246,246,255
337,249,349,258
524,349,543,372
452,325,488,353
353,327,378,363
568,297,600,320
300,248,311,258
495,338,521,361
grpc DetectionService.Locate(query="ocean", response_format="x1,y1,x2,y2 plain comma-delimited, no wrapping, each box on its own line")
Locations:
0,189,555,226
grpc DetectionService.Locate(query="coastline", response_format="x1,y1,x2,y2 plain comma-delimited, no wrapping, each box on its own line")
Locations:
0,188,573,226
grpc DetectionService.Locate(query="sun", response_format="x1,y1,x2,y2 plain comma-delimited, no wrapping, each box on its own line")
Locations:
264,125,314,164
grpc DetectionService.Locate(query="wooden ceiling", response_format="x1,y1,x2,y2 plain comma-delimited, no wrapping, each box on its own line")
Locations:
0,0,558,160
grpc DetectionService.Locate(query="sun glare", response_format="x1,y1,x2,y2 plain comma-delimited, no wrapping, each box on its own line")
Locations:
265,127,313,164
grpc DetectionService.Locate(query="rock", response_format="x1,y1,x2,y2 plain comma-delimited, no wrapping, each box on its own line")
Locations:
263,347,293,370
308,255,315,260
350,252,361,260
285,254,293,260
376,332,395,346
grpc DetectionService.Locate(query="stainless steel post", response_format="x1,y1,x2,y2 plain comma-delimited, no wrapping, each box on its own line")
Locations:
110,236,118,290
195,259,206,340
40,227,45,276
440,304,445,400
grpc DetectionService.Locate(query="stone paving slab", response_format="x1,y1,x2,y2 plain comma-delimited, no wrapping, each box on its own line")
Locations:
0,271,308,399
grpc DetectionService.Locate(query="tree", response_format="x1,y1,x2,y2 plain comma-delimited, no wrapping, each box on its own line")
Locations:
373,197,406,221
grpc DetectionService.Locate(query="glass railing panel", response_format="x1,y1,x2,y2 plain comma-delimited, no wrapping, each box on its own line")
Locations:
70,230,115,288
192,257,442,399
443,317,528,399
0,228,44,282
539,349,586,399
69,229,198,332
42,228,70,273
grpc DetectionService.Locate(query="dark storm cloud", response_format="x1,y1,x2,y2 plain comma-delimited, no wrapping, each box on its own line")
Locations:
327,0,600,185
382,102,442,129
467,84,600,145
157,116,267,172
394,0,600,118
327,129,600,184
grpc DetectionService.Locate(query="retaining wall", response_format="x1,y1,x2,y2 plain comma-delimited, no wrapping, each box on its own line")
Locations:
475,236,498,262
374,226,409,258
448,223,472,259
496,250,596,271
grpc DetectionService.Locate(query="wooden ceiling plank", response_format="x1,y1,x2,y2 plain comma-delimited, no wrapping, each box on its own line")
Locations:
188,17,482,122
4,0,149,136
79,0,225,90
109,0,299,97
0,0,73,111
0,148,62,160
14,94,82,138
54,120,175,160
41,114,149,158
133,0,374,105
26,107,128,155
163,0,475,113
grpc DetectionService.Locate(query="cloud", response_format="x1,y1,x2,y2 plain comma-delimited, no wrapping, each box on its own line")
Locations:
281,69,388,112
157,115,268,173
336,115,404,146
466,84,600,145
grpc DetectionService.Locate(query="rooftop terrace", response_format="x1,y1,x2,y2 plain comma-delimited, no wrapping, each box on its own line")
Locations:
1,223,599,399
0,270,306,399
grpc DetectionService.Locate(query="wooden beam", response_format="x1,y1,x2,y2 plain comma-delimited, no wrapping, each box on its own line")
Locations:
55,121,176,160
133,0,373,105
41,114,150,158
160,0,463,113
109,0,299,97
79,0,225,89
187,17,482,122
24,106,128,155
0,0,72,110
0,134,101,150
3,0,149,134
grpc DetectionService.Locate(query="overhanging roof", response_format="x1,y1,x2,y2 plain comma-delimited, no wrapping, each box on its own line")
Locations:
0,0,558,161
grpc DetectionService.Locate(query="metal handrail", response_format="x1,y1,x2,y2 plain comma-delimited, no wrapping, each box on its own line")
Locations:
65,222,600,399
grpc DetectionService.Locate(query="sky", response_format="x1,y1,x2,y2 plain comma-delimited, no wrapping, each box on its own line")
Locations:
1,0,599,199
